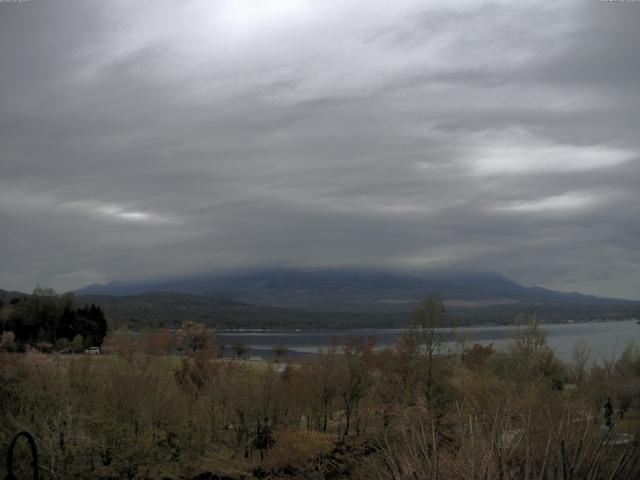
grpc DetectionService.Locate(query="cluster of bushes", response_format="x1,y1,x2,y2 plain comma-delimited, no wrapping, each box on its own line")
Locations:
1,297,640,479
0,288,107,353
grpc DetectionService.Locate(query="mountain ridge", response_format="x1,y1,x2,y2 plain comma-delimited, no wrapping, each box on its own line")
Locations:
4,266,639,329
75,267,636,312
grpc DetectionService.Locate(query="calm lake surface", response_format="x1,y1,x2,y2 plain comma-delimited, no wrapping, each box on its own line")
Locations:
219,319,640,363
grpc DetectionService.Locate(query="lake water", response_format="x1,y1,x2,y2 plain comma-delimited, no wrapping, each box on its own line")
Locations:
218,319,640,363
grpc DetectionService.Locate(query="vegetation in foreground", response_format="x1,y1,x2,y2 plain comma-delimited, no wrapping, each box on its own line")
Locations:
1,295,640,479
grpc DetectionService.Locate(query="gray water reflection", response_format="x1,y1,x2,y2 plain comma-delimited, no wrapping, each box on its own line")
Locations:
218,319,640,363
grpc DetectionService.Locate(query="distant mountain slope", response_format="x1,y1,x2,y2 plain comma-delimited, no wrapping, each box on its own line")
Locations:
76,267,636,314
75,291,404,330
0,289,28,304
5,272,639,330
76,291,639,330
75,291,286,330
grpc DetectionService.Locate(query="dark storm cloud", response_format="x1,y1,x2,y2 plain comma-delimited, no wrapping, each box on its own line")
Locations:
0,0,639,299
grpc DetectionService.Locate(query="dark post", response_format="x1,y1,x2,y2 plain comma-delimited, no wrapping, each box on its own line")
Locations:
604,397,613,428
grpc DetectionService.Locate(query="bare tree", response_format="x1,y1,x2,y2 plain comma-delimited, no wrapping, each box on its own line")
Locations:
339,336,375,436
232,341,248,359
410,294,451,406
272,344,288,363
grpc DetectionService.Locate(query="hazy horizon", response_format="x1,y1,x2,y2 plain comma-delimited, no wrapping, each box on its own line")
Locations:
4,265,635,303
1,1,639,299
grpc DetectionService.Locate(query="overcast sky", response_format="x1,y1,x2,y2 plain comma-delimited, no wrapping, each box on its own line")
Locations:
1,0,639,299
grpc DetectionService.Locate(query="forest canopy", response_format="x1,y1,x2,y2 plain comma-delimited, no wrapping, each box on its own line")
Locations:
0,288,107,352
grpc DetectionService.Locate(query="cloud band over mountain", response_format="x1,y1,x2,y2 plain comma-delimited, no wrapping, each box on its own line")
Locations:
1,0,638,299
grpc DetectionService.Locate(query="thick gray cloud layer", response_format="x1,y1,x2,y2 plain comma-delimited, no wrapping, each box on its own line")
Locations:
1,0,639,298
